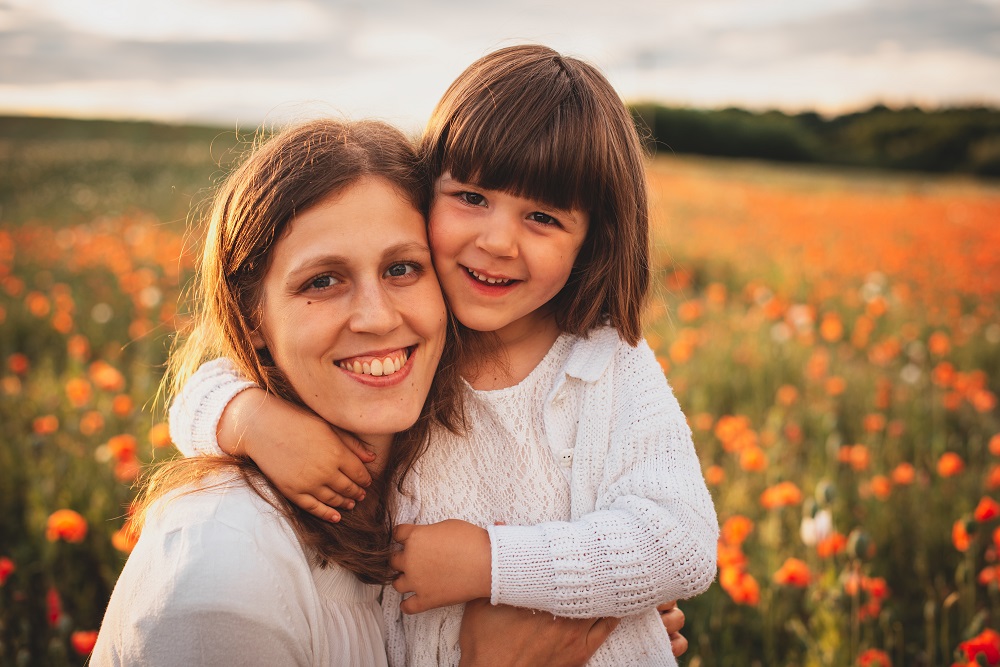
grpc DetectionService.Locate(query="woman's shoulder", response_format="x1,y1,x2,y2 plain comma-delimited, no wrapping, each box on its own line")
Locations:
140,478,309,587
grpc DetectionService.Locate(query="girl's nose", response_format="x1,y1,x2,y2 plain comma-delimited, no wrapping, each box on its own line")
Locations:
348,282,403,335
475,214,519,259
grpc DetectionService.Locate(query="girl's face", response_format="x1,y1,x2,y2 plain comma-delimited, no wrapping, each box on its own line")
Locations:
254,176,446,451
429,173,588,344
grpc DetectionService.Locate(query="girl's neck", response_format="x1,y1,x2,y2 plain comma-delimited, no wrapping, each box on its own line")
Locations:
463,312,562,391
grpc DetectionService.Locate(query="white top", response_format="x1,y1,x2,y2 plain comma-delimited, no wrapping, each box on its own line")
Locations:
92,477,388,667
169,328,719,667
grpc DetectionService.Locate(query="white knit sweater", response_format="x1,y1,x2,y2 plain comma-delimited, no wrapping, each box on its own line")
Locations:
169,327,719,666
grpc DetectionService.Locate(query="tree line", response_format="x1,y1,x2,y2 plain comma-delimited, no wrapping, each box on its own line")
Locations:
629,103,1000,176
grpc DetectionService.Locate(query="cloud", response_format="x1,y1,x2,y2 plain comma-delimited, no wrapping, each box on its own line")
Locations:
1,0,998,125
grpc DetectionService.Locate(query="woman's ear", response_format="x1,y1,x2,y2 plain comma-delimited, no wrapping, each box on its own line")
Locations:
250,328,266,351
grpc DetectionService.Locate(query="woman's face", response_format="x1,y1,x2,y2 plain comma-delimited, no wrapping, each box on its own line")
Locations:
253,176,446,450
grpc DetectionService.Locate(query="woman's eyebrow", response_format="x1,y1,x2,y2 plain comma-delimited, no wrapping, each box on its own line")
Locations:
382,241,431,259
287,242,431,277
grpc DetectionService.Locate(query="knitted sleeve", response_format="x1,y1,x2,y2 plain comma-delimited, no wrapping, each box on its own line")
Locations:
168,358,257,457
487,340,719,618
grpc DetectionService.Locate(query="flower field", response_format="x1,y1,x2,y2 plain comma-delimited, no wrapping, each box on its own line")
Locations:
644,157,1000,666
1,124,998,665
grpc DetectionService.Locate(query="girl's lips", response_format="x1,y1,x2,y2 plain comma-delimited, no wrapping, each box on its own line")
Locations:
461,266,520,294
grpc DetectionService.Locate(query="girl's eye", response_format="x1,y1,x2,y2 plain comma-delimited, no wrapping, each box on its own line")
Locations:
458,192,486,207
307,275,338,291
385,262,420,279
528,211,558,226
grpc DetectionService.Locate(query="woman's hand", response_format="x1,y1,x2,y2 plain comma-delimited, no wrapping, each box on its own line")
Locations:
218,388,375,522
657,600,688,657
390,520,492,613
458,599,619,667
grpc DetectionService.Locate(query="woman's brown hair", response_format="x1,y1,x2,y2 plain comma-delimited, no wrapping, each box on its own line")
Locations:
421,44,650,346
144,118,464,585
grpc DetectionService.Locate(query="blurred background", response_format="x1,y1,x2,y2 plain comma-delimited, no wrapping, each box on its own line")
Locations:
1,1,999,665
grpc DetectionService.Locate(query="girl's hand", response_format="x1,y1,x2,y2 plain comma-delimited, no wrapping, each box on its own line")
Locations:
390,520,492,613
218,388,375,522
657,600,688,657
458,599,619,667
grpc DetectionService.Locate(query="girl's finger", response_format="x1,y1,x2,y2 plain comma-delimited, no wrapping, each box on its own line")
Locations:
669,632,689,658
317,487,353,510
393,523,415,543
391,573,411,594
329,477,366,504
292,494,342,523
400,594,424,615
388,551,405,572
332,427,378,466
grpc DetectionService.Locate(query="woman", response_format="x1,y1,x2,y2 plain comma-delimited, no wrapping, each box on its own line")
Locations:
93,118,618,666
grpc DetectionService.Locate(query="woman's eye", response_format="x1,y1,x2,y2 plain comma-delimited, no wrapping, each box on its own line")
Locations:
459,192,486,207
307,275,338,290
385,263,419,278
529,211,557,226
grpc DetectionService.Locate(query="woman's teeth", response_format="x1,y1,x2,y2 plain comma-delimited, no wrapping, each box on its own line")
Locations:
338,349,409,377
468,268,512,285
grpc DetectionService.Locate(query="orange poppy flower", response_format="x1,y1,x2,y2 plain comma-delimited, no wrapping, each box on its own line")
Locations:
88,360,126,392
65,378,92,408
957,628,1000,664
721,516,754,546
857,648,891,667
149,422,172,448
7,353,29,375
773,558,811,587
761,481,803,509
817,532,847,558
891,462,916,485
70,630,98,655
870,475,892,500
704,465,726,486
976,497,1000,522
938,452,965,477
46,509,88,543
953,520,972,552
111,394,134,417
739,445,767,472
32,415,59,435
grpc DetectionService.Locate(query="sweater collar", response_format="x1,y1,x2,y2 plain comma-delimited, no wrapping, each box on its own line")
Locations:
563,326,620,383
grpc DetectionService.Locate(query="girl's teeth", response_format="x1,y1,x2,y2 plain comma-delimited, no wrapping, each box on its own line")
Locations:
470,269,511,285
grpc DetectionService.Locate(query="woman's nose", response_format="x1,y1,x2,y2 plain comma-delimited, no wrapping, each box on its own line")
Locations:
348,282,403,335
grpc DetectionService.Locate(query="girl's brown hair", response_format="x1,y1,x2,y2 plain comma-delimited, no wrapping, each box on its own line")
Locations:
421,44,650,345
146,118,464,584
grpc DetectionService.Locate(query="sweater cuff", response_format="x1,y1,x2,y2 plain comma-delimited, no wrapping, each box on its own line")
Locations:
168,358,256,457
487,523,589,613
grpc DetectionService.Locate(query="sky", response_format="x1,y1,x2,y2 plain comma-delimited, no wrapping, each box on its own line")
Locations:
2,0,999,131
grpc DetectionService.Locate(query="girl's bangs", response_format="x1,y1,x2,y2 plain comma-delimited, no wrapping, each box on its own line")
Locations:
439,90,606,214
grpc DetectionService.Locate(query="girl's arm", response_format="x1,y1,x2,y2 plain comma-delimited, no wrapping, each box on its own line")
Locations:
392,340,719,618
168,358,374,522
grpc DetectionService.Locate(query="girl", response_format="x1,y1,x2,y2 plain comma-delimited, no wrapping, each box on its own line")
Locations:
171,45,717,666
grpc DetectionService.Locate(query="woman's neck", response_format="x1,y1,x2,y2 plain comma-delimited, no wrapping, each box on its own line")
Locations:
356,434,392,475
463,313,562,391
